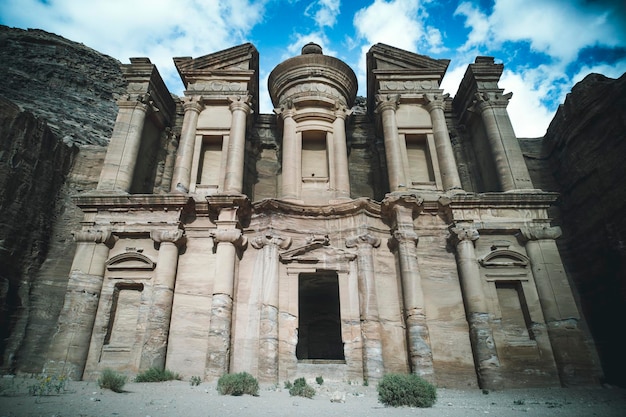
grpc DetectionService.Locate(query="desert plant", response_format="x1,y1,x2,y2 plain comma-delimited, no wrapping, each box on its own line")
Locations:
190,375,202,386
98,369,127,393
28,374,68,396
288,377,315,399
377,373,436,408
315,375,324,385
134,367,180,382
283,380,293,389
216,372,259,396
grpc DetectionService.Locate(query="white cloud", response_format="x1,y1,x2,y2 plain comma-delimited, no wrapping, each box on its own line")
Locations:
305,0,341,28
456,0,626,63
571,58,626,85
0,0,268,95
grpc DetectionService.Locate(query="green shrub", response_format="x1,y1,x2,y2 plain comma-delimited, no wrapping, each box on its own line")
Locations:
216,372,259,396
190,376,202,386
288,377,315,399
98,369,127,393
315,375,324,385
28,374,68,396
283,380,293,389
377,373,436,408
134,367,180,382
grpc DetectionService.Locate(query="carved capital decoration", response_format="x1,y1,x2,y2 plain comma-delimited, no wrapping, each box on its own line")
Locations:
150,229,185,246
345,233,381,249
468,91,512,113
73,229,114,247
423,93,449,112
389,229,419,250
449,225,480,246
519,225,562,242
375,94,400,113
182,95,204,113
228,95,253,114
251,233,292,250
334,102,352,120
210,228,247,249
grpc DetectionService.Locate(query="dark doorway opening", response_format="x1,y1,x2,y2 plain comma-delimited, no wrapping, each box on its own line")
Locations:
296,272,344,361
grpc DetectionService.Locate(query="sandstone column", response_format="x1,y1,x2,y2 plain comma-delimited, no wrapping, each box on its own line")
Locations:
332,104,352,200
251,233,291,383
390,205,434,379
424,93,462,191
44,230,114,379
97,96,148,192
139,229,184,371
376,94,406,191
171,96,203,193
205,213,247,379
223,96,252,193
449,226,501,389
469,92,533,191
346,232,384,382
276,102,299,200
521,225,600,385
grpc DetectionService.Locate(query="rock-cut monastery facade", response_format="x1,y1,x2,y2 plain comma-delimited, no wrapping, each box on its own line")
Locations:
44,42,601,389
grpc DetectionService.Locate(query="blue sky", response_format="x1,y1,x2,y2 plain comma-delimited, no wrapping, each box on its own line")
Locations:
1,0,625,137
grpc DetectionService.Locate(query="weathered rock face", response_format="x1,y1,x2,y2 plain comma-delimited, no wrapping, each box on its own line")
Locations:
538,73,626,387
0,98,75,369
0,25,125,146
0,26,125,372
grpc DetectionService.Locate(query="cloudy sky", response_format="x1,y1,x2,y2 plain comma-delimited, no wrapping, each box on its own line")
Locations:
1,0,625,137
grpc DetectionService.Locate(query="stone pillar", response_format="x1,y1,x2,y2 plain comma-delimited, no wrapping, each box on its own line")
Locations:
276,103,299,200
332,104,352,200
449,226,501,389
251,233,291,383
205,216,247,379
376,94,406,191
139,229,184,371
424,94,462,191
171,96,203,193
97,96,148,192
469,92,533,191
44,230,114,379
389,206,433,379
224,96,252,193
521,225,600,385
346,232,384,382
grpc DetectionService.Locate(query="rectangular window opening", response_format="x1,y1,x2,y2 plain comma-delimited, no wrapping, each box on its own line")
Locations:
104,283,143,347
197,135,223,186
405,134,435,184
301,130,328,180
496,281,535,341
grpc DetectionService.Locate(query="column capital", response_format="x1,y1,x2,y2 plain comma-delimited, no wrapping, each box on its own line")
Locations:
182,95,204,113
375,94,400,113
334,102,352,120
423,93,449,112
211,228,247,249
150,229,185,246
519,225,562,242
390,228,419,248
73,229,115,247
448,225,479,246
251,233,292,250
468,91,512,113
346,233,381,249
228,95,253,114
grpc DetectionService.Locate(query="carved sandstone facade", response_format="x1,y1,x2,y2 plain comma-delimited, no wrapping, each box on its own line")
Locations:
44,43,601,389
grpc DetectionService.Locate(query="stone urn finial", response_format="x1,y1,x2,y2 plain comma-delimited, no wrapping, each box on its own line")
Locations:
301,42,323,55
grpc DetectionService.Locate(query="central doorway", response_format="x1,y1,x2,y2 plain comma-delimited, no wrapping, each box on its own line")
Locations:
296,272,344,361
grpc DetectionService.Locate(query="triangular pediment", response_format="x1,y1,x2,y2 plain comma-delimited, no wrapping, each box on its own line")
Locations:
173,43,259,86
368,43,449,74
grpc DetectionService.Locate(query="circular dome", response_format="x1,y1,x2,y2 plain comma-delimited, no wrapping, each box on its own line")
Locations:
268,45,358,108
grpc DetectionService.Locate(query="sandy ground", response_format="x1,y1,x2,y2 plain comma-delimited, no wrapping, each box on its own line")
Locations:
2,377,626,417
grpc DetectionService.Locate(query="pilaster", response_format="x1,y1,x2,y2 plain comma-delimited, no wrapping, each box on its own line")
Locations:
171,96,204,193
376,94,406,191
223,95,253,193
332,104,352,200
276,101,299,201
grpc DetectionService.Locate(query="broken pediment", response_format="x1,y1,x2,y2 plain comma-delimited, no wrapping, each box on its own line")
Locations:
173,43,259,87
367,43,450,77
